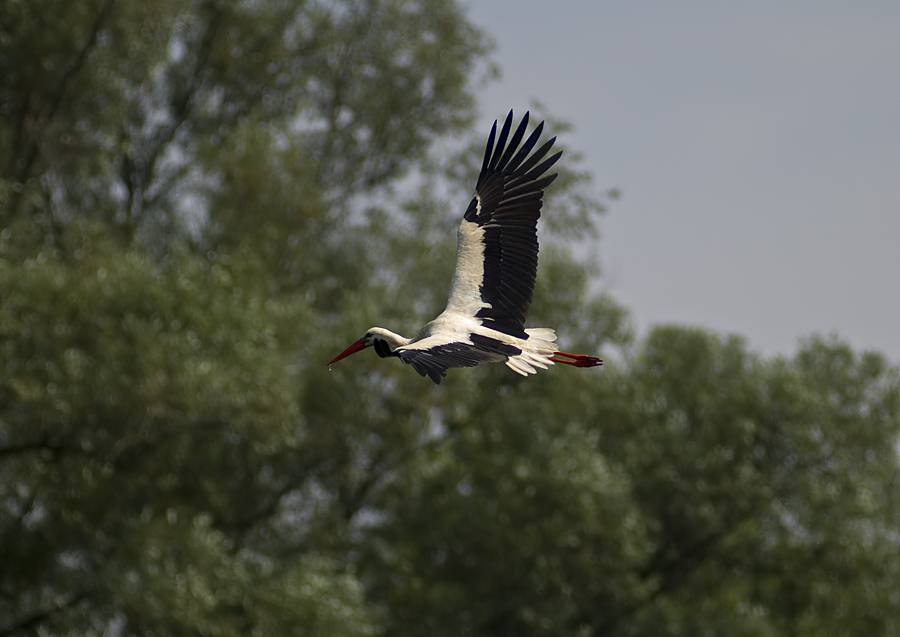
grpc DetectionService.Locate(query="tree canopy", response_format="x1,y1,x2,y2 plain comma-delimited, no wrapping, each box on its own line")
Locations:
2,1,899,635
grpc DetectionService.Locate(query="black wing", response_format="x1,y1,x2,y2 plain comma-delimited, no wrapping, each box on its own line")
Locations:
396,335,522,384
462,111,562,338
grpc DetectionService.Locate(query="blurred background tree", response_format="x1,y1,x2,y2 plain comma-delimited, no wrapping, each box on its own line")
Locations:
1,0,898,635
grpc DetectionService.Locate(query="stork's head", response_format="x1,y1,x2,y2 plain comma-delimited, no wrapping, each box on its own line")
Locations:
328,327,408,366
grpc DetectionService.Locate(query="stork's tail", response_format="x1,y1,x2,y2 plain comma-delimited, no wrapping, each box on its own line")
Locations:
504,328,603,376
505,328,558,376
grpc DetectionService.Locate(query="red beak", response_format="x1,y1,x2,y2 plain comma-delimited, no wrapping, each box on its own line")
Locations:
328,338,369,365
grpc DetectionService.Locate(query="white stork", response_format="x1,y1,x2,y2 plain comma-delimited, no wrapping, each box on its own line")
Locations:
329,111,602,384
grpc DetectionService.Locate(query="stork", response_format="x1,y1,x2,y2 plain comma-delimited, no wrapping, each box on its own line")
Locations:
329,111,602,384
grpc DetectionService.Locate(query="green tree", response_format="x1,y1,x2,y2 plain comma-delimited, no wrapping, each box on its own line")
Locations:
1,0,487,253
2,1,899,636
0,0,496,633
352,328,900,636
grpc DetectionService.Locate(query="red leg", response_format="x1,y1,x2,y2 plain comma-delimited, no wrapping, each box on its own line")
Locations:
550,351,603,368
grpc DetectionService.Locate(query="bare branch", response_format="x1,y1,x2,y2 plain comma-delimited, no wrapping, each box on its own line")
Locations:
0,438,64,457
7,0,116,218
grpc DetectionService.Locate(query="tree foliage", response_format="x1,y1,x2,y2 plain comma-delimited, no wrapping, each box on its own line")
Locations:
2,1,899,635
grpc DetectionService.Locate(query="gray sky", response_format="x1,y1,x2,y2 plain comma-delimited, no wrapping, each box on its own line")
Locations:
465,1,900,361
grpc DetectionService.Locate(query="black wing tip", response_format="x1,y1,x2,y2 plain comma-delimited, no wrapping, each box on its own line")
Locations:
481,111,560,180
486,110,536,149
481,119,499,174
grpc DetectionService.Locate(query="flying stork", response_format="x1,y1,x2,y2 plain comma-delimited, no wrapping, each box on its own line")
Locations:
329,111,602,384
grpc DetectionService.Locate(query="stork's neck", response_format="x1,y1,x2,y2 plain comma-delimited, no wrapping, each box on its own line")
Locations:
367,327,411,351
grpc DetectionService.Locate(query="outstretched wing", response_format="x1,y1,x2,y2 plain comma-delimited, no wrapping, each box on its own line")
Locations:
442,111,562,339
396,334,522,384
